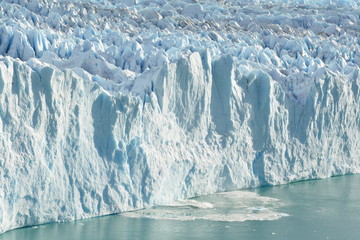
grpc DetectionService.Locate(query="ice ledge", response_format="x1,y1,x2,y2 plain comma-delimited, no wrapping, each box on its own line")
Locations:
0,53,360,233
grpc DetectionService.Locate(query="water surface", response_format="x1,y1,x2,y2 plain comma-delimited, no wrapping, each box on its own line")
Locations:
1,174,359,240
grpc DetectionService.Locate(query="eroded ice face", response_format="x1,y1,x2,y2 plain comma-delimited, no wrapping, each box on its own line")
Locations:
1,0,360,235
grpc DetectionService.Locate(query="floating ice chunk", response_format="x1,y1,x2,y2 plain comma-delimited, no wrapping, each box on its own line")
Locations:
122,191,289,222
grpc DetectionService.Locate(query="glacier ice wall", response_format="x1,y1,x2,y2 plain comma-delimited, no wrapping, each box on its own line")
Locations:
1,50,360,233
1,0,360,234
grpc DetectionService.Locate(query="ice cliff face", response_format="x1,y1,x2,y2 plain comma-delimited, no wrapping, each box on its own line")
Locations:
1,0,360,234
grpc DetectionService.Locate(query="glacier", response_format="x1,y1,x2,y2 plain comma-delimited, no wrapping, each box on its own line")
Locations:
1,0,360,234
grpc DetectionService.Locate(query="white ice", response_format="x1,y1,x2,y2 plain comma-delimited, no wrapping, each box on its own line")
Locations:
0,0,360,234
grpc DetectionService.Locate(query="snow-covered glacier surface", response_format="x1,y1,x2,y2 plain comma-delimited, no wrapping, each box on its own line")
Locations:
1,0,360,234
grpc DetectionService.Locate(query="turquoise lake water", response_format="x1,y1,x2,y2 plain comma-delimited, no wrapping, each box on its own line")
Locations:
1,174,359,240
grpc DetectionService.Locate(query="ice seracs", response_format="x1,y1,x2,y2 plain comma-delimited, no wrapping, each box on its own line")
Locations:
0,0,360,234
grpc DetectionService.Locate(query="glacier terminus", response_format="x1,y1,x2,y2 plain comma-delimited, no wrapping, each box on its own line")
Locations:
0,0,360,234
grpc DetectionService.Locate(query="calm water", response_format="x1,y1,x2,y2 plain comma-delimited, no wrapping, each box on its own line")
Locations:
1,174,360,240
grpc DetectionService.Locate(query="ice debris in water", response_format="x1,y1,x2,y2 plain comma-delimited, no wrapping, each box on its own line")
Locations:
0,0,360,234
121,191,289,222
